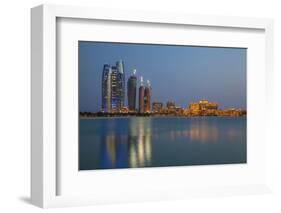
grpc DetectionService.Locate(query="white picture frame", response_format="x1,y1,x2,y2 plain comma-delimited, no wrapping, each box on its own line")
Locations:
31,4,274,208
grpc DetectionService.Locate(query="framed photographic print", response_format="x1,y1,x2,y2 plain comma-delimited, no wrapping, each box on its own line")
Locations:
31,4,274,208
78,42,247,170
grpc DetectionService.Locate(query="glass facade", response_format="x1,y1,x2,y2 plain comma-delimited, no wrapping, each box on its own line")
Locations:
116,60,125,110
101,64,112,112
101,61,125,112
111,66,118,111
144,86,151,112
127,71,137,111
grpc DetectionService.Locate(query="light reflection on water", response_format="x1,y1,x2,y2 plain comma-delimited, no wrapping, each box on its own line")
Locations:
79,117,246,170
128,117,152,168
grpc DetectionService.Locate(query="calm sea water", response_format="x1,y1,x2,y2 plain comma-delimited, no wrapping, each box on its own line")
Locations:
79,117,246,170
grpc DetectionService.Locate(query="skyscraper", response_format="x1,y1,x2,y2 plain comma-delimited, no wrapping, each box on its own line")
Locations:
116,60,125,110
110,66,118,111
127,69,137,111
101,64,112,112
139,76,145,113
101,60,125,112
144,80,151,112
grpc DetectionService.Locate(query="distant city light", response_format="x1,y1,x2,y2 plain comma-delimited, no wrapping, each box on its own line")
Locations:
82,59,247,118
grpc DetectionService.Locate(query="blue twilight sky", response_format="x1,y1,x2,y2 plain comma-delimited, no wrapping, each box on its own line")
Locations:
79,41,246,112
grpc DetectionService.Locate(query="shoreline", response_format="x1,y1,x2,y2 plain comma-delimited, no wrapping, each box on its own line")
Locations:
80,115,246,120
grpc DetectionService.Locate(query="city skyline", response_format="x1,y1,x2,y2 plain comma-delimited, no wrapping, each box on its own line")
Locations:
79,41,247,112
101,60,152,113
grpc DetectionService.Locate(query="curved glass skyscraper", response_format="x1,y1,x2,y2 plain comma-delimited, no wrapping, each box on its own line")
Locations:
110,66,118,111
127,69,137,111
116,60,125,110
101,64,112,112
101,60,125,112
144,80,151,112
139,76,145,113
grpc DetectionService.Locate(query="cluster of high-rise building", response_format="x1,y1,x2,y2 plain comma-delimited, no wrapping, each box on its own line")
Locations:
98,60,245,117
101,60,152,113
101,60,125,112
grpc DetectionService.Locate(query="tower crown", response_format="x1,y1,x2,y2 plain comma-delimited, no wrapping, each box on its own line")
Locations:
140,76,144,86
147,80,151,87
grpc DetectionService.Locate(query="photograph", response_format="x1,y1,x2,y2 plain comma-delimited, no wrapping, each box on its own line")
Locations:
79,41,247,170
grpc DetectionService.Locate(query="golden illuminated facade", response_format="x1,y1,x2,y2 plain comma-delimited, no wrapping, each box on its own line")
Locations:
152,102,163,113
82,98,245,117
189,100,219,116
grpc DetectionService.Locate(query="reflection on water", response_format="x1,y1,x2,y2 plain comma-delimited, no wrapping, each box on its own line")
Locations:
98,117,152,169
185,120,219,143
79,117,246,170
166,121,219,143
129,118,152,168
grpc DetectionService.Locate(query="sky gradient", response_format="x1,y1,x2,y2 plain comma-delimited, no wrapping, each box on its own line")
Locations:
79,41,246,112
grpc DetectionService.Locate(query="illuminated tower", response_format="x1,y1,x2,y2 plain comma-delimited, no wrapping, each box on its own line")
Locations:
127,69,137,111
110,66,118,111
116,60,125,110
101,64,112,112
139,76,145,113
144,80,151,112
101,60,125,113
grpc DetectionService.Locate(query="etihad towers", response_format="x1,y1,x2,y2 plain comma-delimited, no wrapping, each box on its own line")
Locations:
101,64,112,112
116,60,125,110
127,69,137,112
101,60,125,112
139,76,145,113
144,80,151,112
102,61,151,113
